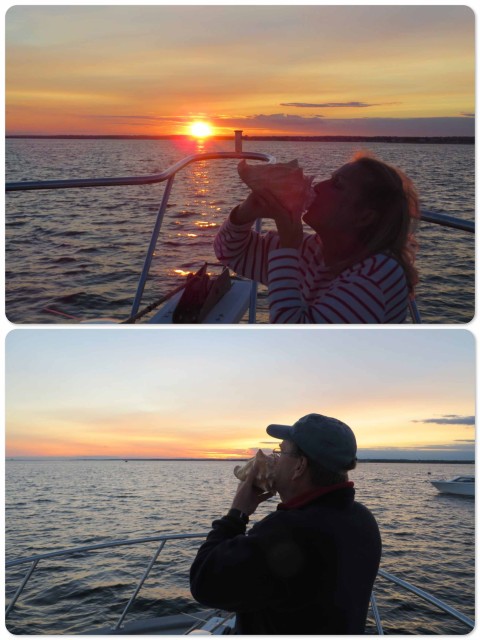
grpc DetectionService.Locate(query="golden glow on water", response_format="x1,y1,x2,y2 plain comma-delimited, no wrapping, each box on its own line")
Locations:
194,221,217,228
172,269,194,277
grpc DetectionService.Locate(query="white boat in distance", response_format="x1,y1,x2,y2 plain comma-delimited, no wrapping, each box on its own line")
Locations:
431,476,474,496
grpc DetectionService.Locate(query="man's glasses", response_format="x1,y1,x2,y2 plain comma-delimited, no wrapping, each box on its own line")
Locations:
272,447,299,457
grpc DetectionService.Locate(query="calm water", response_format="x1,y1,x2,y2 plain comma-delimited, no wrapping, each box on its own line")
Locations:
5,460,474,634
5,139,475,324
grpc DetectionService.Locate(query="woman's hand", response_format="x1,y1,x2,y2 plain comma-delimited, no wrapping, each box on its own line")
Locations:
229,191,266,225
257,189,304,249
231,189,303,249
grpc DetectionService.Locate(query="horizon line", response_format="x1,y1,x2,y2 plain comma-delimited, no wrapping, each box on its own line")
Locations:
5,457,474,464
5,134,475,144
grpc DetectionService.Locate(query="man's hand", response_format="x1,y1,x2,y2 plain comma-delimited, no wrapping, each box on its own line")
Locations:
231,462,274,516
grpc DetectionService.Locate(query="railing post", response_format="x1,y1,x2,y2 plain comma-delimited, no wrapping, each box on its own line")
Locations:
5,559,39,618
234,130,243,152
408,298,422,323
114,539,167,630
370,591,384,634
247,218,262,323
130,176,176,318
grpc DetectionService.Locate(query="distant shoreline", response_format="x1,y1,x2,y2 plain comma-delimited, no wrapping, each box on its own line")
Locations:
5,458,474,464
5,134,475,145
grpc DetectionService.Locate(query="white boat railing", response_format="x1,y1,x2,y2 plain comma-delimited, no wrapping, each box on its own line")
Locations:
5,144,274,324
5,532,205,631
5,138,474,324
5,532,474,634
375,568,474,632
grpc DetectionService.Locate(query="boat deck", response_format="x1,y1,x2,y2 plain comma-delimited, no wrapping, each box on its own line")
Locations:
88,611,215,635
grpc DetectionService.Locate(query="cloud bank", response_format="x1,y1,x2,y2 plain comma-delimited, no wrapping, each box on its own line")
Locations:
280,102,397,108
83,111,476,138
358,442,474,460
412,415,475,426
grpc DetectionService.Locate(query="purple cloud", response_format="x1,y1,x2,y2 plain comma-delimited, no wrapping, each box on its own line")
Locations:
280,102,397,108
82,112,475,137
411,415,475,425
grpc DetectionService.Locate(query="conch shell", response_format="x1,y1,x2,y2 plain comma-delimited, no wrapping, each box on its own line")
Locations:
238,159,315,217
234,449,279,493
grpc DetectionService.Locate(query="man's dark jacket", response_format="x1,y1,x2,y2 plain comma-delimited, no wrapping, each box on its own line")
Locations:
190,486,381,635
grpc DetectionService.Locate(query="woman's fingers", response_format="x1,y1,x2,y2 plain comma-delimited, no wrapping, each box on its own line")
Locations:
250,188,291,221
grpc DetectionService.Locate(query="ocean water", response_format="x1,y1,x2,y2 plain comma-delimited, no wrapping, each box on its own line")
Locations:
5,460,475,635
5,138,474,324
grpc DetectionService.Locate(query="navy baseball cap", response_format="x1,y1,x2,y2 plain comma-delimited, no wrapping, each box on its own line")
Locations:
267,413,357,472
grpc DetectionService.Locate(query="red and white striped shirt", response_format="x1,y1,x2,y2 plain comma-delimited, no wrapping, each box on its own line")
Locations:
214,218,409,324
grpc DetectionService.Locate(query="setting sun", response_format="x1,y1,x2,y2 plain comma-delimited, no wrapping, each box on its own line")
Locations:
190,121,213,138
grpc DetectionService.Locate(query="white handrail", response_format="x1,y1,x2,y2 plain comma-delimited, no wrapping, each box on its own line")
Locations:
420,211,474,233
6,532,206,567
5,151,275,191
376,568,474,630
5,532,474,633
5,532,207,628
7,147,275,323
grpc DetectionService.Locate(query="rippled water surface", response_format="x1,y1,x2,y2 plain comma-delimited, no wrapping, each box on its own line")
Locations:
5,139,474,324
5,460,474,634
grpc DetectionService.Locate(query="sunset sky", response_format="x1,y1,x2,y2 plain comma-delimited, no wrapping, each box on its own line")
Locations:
5,329,475,460
5,5,475,137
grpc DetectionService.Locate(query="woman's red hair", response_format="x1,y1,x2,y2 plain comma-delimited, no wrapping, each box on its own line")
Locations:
349,152,420,294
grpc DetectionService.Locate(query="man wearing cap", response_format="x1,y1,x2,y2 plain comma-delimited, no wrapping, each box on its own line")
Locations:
190,414,381,635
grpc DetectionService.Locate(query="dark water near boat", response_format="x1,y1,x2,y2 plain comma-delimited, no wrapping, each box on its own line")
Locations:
5,138,474,324
5,460,474,635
